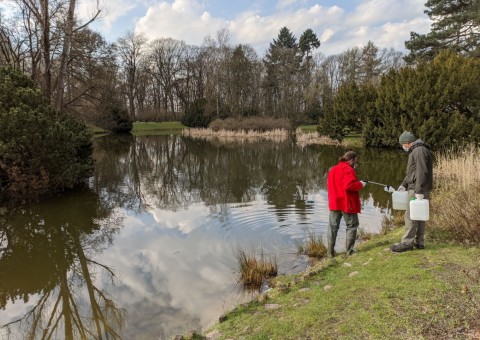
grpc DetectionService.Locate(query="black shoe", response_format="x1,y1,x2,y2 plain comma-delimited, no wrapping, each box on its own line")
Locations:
415,244,425,250
390,243,414,252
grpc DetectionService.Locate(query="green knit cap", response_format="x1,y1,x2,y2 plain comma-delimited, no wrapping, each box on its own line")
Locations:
399,131,416,144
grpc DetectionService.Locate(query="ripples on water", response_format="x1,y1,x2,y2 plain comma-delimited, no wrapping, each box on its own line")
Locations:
0,135,406,339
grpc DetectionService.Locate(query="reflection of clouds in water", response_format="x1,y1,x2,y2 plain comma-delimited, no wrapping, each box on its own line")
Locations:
97,188,387,338
150,204,208,235
0,295,40,327
98,211,244,338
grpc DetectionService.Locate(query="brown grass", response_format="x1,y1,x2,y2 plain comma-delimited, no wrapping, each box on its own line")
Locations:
430,144,480,243
235,247,278,288
296,232,327,258
209,117,291,131
295,129,351,147
434,144,480,190
181,128,288,142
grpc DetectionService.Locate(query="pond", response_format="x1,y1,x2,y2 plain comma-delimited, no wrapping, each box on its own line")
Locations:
0,134,407,339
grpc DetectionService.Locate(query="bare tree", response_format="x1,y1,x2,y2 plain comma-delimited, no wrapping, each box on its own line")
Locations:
147,37,187,120
115,31,147,121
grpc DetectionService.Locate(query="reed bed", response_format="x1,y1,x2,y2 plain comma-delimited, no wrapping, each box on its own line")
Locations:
234,247,278,288
181,128,289,142
430,144,480,243
295,129,348,147
434,144,480,190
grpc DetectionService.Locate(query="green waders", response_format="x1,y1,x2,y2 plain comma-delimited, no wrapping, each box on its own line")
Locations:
328,210,359,258
402,190,430,247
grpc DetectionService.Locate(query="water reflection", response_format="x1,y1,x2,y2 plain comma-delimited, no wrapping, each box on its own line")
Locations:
0,135,407,339
0,191,124,339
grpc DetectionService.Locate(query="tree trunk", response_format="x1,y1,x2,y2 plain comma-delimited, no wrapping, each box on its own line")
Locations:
55,0,76,113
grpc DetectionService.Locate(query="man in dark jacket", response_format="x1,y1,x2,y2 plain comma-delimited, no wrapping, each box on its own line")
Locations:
327,151,367,258
391,131,433,252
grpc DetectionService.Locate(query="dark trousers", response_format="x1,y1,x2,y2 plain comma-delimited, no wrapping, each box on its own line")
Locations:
328,210,359,258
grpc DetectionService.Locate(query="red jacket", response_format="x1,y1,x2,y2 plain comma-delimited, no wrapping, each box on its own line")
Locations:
327,161,362,213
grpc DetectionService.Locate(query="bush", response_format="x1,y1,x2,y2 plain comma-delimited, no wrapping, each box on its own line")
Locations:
181,98,212,128
0,67,94,200
96,93,133,133
431,184,480,243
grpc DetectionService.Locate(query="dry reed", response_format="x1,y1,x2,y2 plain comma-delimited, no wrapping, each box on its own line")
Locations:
434,144,480,190
295,129,348,147
296,232,327,258
182,128,289,143
430,144,480,243
235,247,278,288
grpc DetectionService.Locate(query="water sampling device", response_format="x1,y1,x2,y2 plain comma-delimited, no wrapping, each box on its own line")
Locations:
364,180,395,193
364,180,408,210
364,180,429,218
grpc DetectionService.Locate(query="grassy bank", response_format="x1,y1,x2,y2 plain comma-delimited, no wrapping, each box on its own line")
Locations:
205,229,480,339
86,124,109,136
131,121,186,135
200,145,480,339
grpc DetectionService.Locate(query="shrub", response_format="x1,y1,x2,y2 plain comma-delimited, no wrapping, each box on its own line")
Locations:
0,67,94,200
96,93,133,133
181,98,212,128
431,184,480,243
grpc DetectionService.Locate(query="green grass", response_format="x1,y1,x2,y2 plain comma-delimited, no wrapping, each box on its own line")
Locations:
131,121,186,135
86,124,109,135
207,229,480,339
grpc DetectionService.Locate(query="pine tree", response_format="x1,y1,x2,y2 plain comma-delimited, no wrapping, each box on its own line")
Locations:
263,27,302,118
299,29,320,59
405,0,480,63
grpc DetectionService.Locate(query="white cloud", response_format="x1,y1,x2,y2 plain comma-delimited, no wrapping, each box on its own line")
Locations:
135,0,226,45
78,0,138,32
133,0,431,56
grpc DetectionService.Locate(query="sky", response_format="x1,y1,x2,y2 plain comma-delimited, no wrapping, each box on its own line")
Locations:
1,0,432,57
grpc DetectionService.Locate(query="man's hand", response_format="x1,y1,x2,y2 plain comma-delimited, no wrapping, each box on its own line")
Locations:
384,185,395,193
360,180,367,188
397,185,406,192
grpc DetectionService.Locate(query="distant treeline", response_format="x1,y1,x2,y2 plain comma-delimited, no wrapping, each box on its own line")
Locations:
0,0,479,150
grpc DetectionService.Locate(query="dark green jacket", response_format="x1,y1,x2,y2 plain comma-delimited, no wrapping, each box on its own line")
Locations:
401,140,433,195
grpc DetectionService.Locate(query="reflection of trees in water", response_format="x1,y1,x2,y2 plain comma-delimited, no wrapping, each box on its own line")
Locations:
0,190,124,339
91,136,407,218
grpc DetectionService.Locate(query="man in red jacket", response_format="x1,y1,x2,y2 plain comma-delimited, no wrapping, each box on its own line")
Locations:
327,151,367,258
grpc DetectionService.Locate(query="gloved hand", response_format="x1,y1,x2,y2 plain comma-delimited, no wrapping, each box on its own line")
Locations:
360,180,367,188
415,194,424,200
384,185,395,193
397,185,406,192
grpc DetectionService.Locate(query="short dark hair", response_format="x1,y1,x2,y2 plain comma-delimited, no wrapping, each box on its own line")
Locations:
338,151,357,162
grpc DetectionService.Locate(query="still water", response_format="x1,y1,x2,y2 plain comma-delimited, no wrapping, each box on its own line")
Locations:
0,134,407,339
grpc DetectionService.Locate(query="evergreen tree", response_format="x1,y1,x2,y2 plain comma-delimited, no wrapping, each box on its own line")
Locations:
263,27,302,118
299,29,321,59
405,0,480,63
366,51,480,148
319,82,376,140
0,67,94,200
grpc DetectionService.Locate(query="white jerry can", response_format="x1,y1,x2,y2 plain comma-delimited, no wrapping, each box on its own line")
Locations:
392,191,408,210
410,199,429,221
